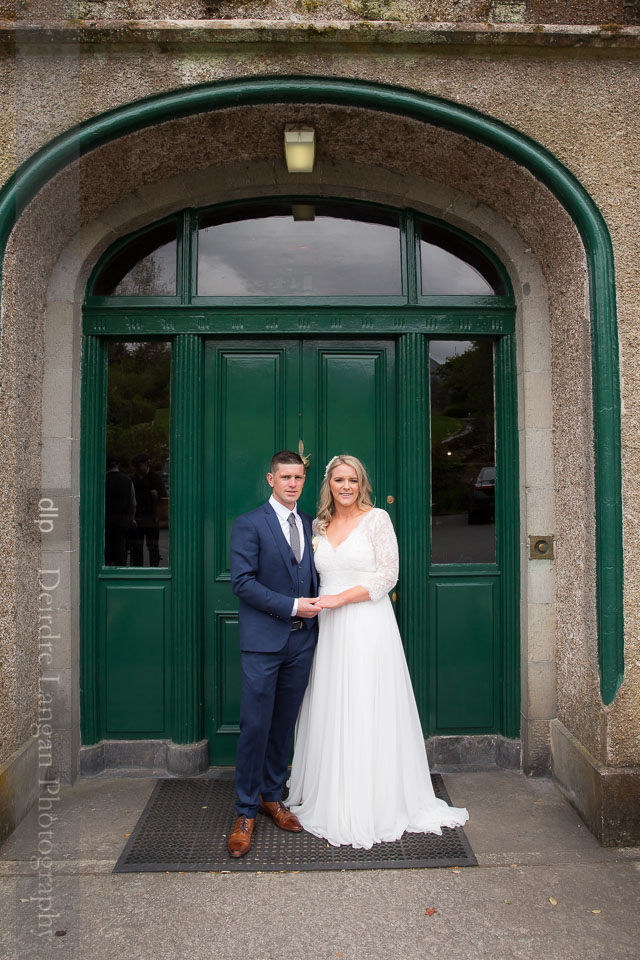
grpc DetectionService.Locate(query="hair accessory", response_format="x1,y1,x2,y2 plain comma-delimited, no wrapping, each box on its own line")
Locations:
323,456,342,479
297,439,311,469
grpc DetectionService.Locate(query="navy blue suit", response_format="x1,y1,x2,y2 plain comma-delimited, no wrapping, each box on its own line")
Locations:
230,501,319,816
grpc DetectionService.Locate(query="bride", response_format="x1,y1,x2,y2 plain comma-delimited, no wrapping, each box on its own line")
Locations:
287,454,469,849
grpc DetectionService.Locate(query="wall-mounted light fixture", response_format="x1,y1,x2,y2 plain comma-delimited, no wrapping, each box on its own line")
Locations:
291,204,316,222
284,125,315,173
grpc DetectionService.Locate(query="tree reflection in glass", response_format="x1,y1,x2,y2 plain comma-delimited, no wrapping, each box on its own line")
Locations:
430,340,496,564
105,342,171,567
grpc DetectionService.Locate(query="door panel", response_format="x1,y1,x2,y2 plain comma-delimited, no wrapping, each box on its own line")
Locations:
299,341,395,521
101,580,170,735
204,341,300,764
204,338,396,764
430,576,499,732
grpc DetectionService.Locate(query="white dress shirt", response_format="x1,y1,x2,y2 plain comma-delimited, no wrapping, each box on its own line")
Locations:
269,494,305,617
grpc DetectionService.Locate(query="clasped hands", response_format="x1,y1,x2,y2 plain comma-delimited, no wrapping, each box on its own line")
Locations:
297,595,342,617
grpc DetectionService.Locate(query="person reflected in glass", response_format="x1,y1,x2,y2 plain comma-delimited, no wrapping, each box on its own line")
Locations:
130,453,167,567
105,454,136,566
287,455,469,849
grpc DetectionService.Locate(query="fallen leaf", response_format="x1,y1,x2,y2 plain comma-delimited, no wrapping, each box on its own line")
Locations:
549,897,558,906
504,899,512,904
592,909,601,915
124,833,131,838
450,867,461,874
424,908,438,916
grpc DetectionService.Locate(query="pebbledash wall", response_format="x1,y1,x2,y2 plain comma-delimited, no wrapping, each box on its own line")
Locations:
0,2,639,845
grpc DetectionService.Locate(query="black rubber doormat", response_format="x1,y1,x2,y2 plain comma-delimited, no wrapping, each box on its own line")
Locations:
113,775,477,873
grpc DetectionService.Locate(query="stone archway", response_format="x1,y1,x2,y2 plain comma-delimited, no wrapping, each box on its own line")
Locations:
0,81,617,794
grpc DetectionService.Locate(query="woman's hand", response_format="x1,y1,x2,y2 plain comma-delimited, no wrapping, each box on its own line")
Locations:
317,593,344,609
317,585,371,609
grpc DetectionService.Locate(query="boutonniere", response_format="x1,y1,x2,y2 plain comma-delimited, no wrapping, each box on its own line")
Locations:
311,536,319,554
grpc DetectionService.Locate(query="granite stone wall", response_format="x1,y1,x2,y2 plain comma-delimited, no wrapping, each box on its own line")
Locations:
0,23,638,781
2,1,637,25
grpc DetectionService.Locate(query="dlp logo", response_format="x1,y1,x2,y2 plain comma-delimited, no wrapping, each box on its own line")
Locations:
36,499,59,533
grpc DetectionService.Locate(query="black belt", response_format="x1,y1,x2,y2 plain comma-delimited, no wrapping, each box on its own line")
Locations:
290,619,304,632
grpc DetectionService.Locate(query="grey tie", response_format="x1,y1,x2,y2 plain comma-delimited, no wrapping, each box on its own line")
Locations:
288,512,301,563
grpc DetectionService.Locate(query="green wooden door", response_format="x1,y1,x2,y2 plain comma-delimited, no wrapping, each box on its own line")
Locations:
203,338,396,764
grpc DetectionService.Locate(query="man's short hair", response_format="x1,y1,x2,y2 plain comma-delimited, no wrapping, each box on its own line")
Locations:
270,450,305,474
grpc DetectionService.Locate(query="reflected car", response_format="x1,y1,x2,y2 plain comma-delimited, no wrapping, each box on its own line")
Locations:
468,466,495,524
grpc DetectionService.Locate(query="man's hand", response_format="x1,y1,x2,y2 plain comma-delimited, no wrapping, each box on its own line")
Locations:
297,597,321,618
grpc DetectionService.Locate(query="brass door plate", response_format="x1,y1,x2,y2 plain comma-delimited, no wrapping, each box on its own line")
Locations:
529,535,554,560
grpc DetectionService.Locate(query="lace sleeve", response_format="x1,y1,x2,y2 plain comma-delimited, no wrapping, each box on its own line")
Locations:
366,509,399,602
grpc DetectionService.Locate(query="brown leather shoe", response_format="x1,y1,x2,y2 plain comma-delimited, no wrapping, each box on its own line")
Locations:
227,815,256,858
259,800,303,832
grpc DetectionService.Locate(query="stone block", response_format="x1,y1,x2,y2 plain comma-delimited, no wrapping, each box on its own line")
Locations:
42,368,73,439
551,718,640,846
79,739,208,777
526,660,557,720
35,491,73,553
526,560,556,605
39,551,72,612
518,300,552,373
496,735,521,769
522,372,553,430
0,736,40,845
41,437,73,490
166,739,209,777
40,606,71,671
42,668,72,733
524,428,555,489
521,716,551,775
526,602,556,661
44,301,76,367
525,486,556,532
48,729,77,786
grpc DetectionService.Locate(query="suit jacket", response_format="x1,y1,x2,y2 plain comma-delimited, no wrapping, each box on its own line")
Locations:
230,501,319,653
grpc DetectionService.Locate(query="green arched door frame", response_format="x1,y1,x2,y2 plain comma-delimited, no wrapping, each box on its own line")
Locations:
0,75,623,703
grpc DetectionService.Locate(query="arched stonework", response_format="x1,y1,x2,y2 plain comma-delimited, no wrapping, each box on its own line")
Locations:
0,101,593,782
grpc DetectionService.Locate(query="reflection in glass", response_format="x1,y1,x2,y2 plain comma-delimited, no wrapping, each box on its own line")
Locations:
105,342,171,567
93,222,177,296
430,340,495,564
420,223,504,296
197,202,402,296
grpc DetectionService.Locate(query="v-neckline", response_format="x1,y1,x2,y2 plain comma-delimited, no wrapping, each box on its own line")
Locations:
325,509,373,551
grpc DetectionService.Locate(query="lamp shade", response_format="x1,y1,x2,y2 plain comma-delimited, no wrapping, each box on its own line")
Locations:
284,125,315,173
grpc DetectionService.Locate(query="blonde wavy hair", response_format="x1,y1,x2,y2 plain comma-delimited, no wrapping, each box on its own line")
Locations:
315,455,374,534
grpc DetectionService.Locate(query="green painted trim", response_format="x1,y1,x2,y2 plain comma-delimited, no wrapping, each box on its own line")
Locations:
0,74,622,702
397,333,430,725
82,307,514,338
495,334,521,738
79,335,107,745
170,335,204,743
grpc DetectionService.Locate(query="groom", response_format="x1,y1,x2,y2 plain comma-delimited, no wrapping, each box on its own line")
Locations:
227,450,320,857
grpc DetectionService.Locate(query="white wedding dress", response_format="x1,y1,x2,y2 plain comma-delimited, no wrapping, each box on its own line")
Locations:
287,507,469,849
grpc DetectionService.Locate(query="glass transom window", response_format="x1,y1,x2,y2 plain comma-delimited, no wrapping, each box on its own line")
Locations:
197,201,402,297
88,200,510,303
